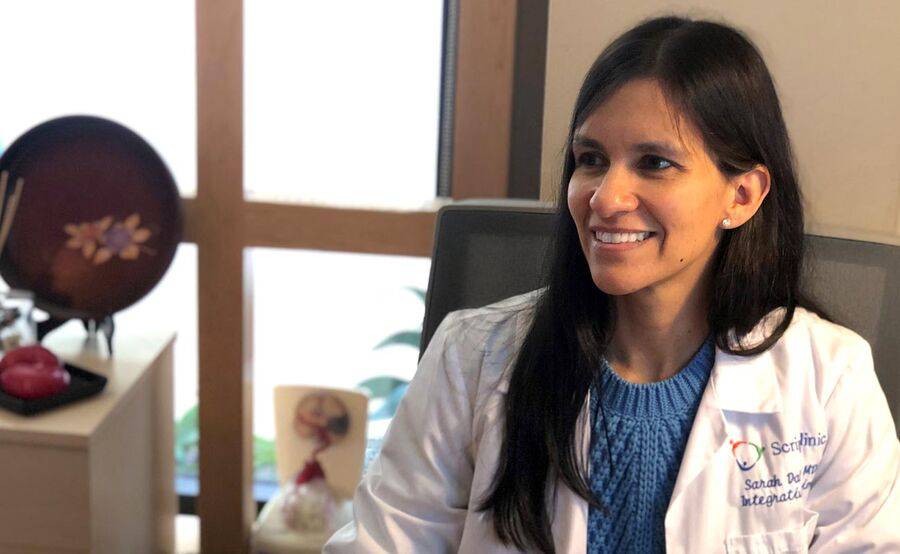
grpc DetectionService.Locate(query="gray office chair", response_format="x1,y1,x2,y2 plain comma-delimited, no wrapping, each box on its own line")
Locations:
421,199,900,432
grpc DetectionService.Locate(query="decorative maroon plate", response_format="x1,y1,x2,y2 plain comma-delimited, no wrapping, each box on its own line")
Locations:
0,116,182,321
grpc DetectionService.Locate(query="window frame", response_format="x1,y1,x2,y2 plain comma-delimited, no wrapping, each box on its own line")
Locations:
193,0,542,549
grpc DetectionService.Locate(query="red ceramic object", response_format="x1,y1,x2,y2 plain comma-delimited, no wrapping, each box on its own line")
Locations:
0,363,71,400
0,345,60,373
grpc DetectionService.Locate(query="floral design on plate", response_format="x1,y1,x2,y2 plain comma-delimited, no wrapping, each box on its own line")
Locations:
64,216,112,260
64,213,155,265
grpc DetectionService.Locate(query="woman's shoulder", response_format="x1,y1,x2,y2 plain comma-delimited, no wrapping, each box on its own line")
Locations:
719,306,874,409
436,289,542,348
713,308,875,411
736,305,870,362
780,306,874,402
426,289,542,396
786,307,872,365
790,306,866,340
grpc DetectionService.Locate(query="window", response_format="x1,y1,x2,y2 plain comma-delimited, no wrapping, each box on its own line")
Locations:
0,1,196,196
244,1,444,209
242,0,444,496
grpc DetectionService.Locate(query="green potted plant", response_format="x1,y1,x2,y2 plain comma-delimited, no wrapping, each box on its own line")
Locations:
357,286,425,420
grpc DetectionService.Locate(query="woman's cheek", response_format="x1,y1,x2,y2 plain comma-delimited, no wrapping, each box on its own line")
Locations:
569,176,595,212
566,179,584,220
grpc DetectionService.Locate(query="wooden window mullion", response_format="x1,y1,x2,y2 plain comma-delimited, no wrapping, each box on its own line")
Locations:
196,0,255,550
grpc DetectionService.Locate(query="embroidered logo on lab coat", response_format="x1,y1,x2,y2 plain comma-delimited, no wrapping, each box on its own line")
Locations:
729,439,765,471
730,432,828,508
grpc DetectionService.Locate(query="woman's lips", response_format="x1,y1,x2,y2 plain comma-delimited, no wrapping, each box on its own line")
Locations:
589,232,656,252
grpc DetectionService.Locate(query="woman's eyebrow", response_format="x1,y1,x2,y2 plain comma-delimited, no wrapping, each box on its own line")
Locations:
572,134,603,150
572,135,686,159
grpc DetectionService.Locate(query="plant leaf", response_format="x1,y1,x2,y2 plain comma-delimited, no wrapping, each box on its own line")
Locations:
174,405,200,470
374,330,421,350
369,383,409,419
254,436,276,468
358,376,408,399
406,286,427,302
175,405,199,445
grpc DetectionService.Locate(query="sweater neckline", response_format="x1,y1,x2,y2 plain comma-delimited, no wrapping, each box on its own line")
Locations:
594,334,715,419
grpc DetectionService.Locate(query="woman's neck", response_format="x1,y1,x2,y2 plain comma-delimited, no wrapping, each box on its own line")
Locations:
606,281,712,384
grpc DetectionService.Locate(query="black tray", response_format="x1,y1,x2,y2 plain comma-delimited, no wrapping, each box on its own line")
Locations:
0,363,108,416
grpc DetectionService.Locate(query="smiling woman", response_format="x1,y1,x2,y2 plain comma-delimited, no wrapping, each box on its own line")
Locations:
324,15,900,554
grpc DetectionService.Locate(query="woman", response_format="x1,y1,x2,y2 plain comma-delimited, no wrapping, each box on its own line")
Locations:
325,16,900,553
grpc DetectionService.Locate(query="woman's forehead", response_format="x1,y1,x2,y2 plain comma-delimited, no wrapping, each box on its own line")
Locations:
574,78,702,155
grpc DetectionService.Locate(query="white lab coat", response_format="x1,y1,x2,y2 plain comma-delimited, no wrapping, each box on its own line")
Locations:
325,291,900,553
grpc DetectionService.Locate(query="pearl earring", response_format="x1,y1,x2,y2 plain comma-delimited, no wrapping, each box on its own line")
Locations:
722,218,731,228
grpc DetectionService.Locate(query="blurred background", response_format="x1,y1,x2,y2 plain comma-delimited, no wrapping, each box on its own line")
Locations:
0,1,896,552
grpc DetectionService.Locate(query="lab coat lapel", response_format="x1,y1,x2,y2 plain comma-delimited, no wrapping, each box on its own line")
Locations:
550,384,591,554
668,370,729,508
668,340,785,507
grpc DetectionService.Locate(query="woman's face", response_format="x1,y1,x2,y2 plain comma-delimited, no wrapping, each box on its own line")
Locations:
567,78,733,299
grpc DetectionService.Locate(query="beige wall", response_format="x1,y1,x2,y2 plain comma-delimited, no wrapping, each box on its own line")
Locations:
541,1,900,245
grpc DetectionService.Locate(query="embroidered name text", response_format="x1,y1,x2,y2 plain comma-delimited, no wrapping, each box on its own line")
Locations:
770,432,827,456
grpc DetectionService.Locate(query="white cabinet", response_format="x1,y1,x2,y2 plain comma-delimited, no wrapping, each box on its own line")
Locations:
0,323,176,553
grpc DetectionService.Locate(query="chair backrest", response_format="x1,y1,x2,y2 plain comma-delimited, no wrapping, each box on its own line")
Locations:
802,235,900,430
421,200,555,353
421,200,900,431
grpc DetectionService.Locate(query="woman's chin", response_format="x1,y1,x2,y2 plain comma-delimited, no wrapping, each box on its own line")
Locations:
590,275,645,296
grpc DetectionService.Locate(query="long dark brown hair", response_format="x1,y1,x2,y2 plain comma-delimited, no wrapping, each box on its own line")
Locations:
476,16,830,553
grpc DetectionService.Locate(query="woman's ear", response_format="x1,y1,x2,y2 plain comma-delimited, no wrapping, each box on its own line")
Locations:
725,165,771,227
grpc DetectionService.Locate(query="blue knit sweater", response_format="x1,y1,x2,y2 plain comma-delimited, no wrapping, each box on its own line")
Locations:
587,335,715,553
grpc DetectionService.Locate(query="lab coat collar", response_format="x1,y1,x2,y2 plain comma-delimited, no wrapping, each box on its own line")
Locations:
496,309,788,415
709,307,789,414
710,345,783,413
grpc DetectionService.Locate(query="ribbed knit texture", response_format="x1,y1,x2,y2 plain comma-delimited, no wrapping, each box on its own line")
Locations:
587,335,715,553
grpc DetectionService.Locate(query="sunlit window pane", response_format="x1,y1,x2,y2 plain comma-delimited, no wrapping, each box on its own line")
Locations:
116,243,198,424
0,1,197,196
244,1,443,208
251,248,430,483
114,244,199,477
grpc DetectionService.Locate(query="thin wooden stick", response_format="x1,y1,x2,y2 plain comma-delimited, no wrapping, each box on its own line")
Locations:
0,177,24,256
0,171,8,217
0,171,11,255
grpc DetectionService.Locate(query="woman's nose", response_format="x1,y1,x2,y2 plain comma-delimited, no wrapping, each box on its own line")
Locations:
588,169,639,217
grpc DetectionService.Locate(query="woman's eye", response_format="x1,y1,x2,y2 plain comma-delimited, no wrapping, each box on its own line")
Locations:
639,155,675,171
575,152,605,168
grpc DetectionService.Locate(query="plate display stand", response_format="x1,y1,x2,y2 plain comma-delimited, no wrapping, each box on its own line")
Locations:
37,315,115,355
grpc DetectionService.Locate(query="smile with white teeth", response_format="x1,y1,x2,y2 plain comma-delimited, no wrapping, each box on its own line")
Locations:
594,231,653,244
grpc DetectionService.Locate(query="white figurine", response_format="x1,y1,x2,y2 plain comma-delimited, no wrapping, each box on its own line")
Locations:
280,393,350,532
